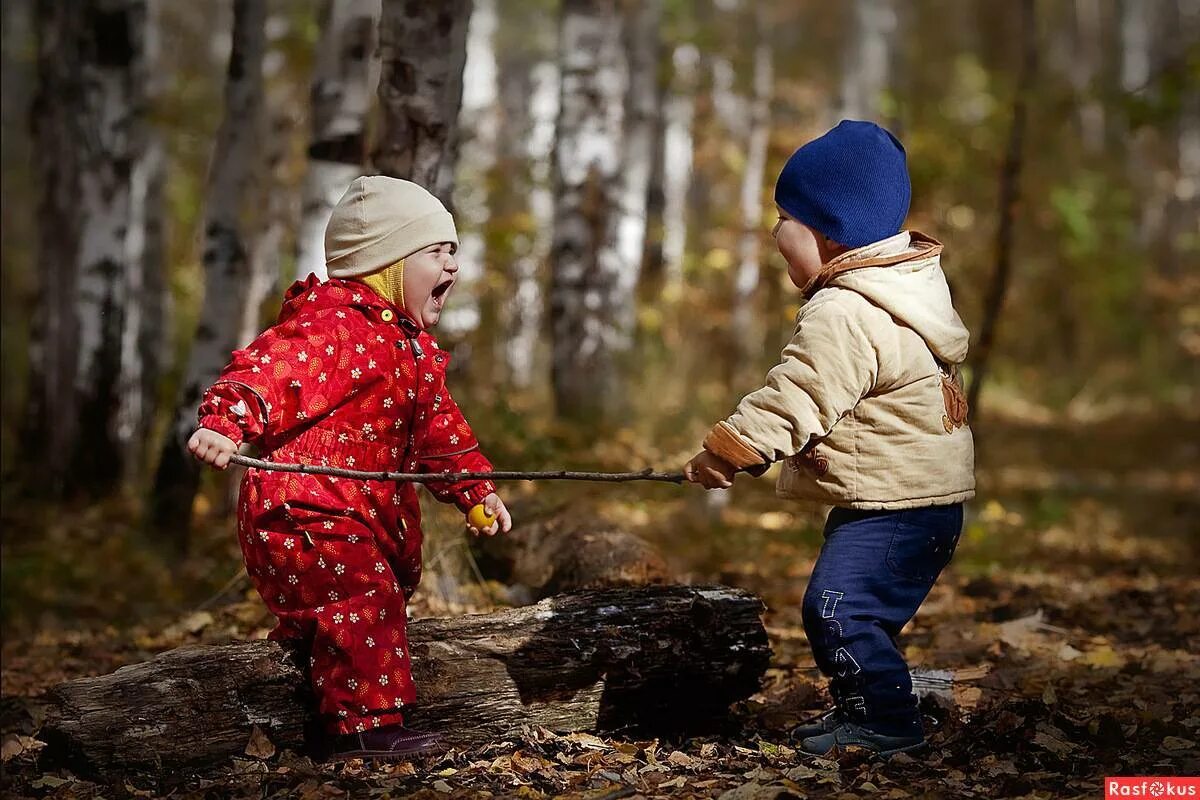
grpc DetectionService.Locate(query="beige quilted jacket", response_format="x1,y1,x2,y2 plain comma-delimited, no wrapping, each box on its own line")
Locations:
704,231,975,510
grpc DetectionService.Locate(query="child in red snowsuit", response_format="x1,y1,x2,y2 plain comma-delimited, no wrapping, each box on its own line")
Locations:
189,176,511,759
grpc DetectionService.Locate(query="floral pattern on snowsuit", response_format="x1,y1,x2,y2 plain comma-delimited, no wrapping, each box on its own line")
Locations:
197,275,495,735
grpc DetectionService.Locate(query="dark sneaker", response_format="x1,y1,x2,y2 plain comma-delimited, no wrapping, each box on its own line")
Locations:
789,706,845,740
799,720,927,758
329,724,444,761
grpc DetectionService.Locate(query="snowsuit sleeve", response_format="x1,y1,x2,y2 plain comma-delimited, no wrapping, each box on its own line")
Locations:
703,297,879,470
196,317,337,448
416,386,496,513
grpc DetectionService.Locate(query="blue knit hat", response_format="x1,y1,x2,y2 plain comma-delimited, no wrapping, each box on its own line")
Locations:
774,120,911,249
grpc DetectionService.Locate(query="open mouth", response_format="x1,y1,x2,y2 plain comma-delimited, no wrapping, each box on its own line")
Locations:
430,278,454,307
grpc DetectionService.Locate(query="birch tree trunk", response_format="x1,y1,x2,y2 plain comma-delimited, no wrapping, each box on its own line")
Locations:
835,0,897,124
294,0,379,282
661,44,700,291
443,0,498,338
150,0,267,545
732,5,773,369
504,59,559,388
117,0,168,489
373,0,471,201
240,11,300,348
550,0,631,421
215,10,303,519
26,0,164,497
612,0,662,333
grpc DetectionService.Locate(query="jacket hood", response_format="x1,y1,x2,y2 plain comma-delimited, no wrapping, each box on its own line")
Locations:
809,231,970,364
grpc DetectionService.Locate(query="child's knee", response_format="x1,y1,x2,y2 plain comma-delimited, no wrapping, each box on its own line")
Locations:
801,583,833,639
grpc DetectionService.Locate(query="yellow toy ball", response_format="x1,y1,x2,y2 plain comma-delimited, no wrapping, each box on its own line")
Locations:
467,504,497,529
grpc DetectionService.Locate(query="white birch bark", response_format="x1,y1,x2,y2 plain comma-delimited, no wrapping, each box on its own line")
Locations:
444,0,499,336
1119,0,1152,93
191,0,266,388
550,0,630,420
710,54,746,140
294,0,380,282
835,0,897,123
732,6,773,354
661,44,700,290
373,0,471,201
610,0,662,335
240,10,301,347
116,0,167,486
505,59,559,387
152,0,267,536
29,0,162,493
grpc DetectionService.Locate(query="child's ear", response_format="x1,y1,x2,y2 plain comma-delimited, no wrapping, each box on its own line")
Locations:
823,236,850,256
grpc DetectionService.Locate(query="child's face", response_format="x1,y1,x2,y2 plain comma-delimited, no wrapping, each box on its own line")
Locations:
771,208,849,289
403,242,458,329
772,209,825,288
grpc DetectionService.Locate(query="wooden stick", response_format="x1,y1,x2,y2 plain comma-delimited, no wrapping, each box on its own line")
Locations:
229,453,687,484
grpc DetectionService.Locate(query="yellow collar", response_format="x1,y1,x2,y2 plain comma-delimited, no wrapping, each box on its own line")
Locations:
358,259,405,308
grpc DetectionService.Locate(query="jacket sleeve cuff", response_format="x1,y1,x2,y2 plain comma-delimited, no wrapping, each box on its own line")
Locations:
197,415,244,448
703,421,768,471
456,480,497,512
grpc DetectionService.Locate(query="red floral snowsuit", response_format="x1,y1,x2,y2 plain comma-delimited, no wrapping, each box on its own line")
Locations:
197,276,495,735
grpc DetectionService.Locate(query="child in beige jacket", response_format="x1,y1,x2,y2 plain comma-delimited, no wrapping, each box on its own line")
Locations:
685,121,975,757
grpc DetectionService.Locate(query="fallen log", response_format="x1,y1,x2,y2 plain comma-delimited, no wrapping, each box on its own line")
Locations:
39,585,769,780
473,516,672,600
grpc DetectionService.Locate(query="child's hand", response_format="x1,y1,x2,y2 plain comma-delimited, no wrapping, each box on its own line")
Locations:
188,428,238,470
466,493,512,537
684,450,736,489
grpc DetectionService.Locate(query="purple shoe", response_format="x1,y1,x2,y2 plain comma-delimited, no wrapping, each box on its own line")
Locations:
329,723,444,761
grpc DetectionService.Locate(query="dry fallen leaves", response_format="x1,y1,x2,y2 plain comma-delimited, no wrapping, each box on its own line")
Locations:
1,733,44,762
244,725,277,760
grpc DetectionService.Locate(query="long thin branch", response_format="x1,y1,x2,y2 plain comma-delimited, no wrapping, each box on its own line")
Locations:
229,454,687,484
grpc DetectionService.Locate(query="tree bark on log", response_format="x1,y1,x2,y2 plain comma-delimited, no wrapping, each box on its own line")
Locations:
39,585,768,781
474,518,672,601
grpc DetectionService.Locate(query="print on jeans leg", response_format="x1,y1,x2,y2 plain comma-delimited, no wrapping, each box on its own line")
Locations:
833,646,862,677
820,589,844,620
820,588,866,717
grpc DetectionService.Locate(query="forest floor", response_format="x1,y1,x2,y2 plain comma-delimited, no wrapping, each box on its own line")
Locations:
1,405,1198,799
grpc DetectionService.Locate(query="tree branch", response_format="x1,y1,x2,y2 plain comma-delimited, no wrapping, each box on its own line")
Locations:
229,454,687,484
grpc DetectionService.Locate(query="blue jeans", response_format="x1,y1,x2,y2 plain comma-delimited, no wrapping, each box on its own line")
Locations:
801,504,963,737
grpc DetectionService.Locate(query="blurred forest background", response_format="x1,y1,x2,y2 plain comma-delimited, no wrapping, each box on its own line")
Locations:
2,1,1199,795
1,0,1197,644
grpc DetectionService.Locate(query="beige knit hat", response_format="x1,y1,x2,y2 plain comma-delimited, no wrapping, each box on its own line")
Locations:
324,176,459,278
